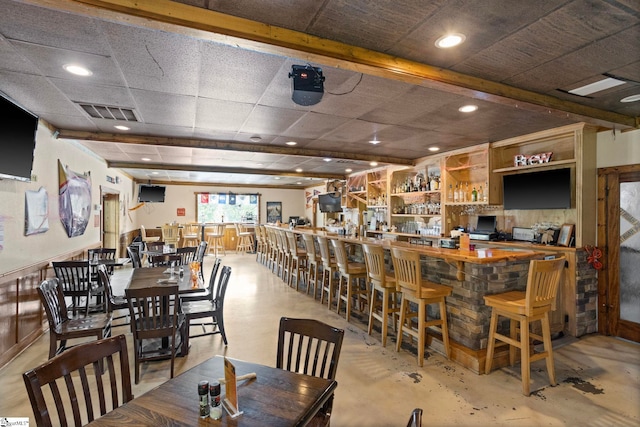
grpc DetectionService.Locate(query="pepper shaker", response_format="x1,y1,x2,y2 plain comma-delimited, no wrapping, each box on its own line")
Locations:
198,380,210,418
209,381,222,420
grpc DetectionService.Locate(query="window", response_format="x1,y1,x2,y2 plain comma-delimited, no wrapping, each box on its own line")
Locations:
196,193,259,223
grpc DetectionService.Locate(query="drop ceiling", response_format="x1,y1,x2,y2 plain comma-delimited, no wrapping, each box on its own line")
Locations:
0,0,638,188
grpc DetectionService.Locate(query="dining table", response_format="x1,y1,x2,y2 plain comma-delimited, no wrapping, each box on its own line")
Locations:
85,355,338,426
127,265,205,295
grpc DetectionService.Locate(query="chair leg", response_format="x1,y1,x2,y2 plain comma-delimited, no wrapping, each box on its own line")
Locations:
520,317,530,396
381,288,390,347
485,311,498,374
396,297,407,353
218,314,228,346
510,318,518,366
542,313,556,387
439,298,450,359
417,301,426,367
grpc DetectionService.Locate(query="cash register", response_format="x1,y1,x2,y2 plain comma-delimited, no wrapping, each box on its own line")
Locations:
469,215,498,241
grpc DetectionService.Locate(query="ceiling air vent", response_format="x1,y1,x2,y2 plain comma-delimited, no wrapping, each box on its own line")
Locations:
78,103,139,121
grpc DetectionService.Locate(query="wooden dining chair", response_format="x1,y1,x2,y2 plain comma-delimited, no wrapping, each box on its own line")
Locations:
391,247,452,367
276,317,344,427
127,245,143,268
38,278,112,360
125,284,186,384
176,246,197,265
140,224,160,244
194,240,208,277
182,265,232,348
23,334,133,427
148,254,181,267
362,242,400,347
484,257,566,396
52,260,99,317
88,247,117,307
331,238,368,322
161,223,180,247
181,257,221,303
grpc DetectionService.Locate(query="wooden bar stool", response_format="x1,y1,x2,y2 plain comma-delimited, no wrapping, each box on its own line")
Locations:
286,231,307,291
391,247,452,366
301,233,322,299
331,238,368,322
316,235,338,310
181,223,201,247
205,224,226,257
484,257,565,396
362,243,400,347
235,223,254,254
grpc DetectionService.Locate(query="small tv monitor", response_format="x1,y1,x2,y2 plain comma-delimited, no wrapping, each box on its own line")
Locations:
503,168,571,210
0,93,38,182
318,193,342,213
138,185,166,203
476,215,497,233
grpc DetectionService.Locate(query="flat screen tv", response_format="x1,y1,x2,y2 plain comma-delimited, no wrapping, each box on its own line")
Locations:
318,193,343,213
476,215,497,233
138,185,166,203
0,93,38,182
503,168,572,210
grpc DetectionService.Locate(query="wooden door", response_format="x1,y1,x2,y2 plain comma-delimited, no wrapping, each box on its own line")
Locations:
597,164,640,342
102,191,120,256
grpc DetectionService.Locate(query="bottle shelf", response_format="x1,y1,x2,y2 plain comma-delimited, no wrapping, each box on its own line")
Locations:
391,214,440,218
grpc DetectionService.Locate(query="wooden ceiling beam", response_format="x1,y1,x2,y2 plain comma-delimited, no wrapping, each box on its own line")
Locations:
57,129,413,166
107,161,346,180
61,0,638,129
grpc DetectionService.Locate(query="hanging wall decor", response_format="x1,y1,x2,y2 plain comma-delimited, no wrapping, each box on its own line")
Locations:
25,186,49,235
58,160,91,237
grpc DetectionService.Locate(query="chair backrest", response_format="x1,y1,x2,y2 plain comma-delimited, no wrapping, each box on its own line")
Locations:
195,241,208,263
286,231,300,256
149,254,181,267
146,241,165,252
276,317,344,381
406,408,423,427
183,222,201,236
362,243,390,287
329,238,349,272
214,265,232,308
316,236,334,268
301,233,319,260
127,245,142,268
97,265,119,313
205,257,223,299
52,260,91,295
38,278,70,332
176,246,197,265
526,257,566,314
23,334,133,427
88,247,116,262
161,224,180,245
391,247,426,298
125,285,181,341
140,224,150,240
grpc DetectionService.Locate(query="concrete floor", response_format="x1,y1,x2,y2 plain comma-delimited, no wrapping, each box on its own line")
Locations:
1,253,639,426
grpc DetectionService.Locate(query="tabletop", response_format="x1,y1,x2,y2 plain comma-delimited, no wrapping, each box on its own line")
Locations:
127,266,205,294
85,356,337,426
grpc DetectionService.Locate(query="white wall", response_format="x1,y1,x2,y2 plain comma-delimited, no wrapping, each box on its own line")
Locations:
0,124,135,275
597,128,640,168
134,184,306,228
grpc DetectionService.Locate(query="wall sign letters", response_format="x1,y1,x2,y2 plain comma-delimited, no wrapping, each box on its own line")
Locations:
514,151,553,167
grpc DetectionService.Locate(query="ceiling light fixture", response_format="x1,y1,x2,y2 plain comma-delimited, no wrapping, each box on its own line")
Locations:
345,168,352,173
435,33,466,49
323,158,332,162
274,177,281,180
285,141,297,146
114,125,129,131
296,182,302,185
369,161,378,167
569,77,625,96
249,135,262,142
295,168,303,173
620,94,640,103
141,157,151,161
428,147,440,152
459,104,478,113
369,139,381,145
63,64,92,76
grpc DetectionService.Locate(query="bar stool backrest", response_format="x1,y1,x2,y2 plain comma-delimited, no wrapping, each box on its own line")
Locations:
362,243,391,288
525,257,566,314
390,247,425,298
329,239,349,273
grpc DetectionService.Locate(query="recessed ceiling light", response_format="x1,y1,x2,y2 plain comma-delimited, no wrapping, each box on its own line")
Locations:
569,77,625,96
63,64,92,76
255,163,264,166
286,141,297,146
435,33,466,49
114,125,129,131
295,168,303,173
369,139,381,145
459,104,478,113
306,177,312,180
369,161,378,167
274,177,281,180
141,157,151,161
323,158,332,162
249,135,262,142
428,146,440,152
620,94,640,103
345,168,353,173
151,171,159,175
296,182,302,185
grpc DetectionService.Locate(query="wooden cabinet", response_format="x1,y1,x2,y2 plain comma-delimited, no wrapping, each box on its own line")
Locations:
443,143,496,206
366,169,388,208
346,173,367,209
389,166,442,235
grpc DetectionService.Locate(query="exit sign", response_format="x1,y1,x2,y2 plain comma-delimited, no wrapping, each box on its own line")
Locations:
177,208,185,216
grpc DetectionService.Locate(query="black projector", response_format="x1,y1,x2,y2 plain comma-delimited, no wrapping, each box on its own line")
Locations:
289,65,325,106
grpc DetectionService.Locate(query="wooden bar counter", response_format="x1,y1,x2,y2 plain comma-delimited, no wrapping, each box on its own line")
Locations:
278,226,546,373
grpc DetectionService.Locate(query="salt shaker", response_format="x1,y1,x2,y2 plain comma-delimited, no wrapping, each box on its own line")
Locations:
198,380,210,418
209,381,222,420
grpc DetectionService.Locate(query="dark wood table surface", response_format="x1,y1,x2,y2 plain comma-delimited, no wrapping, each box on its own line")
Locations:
86,356,337,426
127,266,205,294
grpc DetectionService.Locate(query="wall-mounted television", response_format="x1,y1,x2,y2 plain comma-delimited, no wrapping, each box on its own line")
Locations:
318,193,343,213
138,185,166,203
0,93,38,182
503,168,572,210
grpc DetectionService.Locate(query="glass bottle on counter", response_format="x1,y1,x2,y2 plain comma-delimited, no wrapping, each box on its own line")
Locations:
454,184,459,202
483,181,488,202
448,184,453,201
471,186,478,202
478,186,484,203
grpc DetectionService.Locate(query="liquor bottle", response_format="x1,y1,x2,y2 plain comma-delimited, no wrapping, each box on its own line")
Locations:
430,174,437,191
478,186,484,203
483,181,489,202
448,184,453,202
471,186,478,202
454,184,459,202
